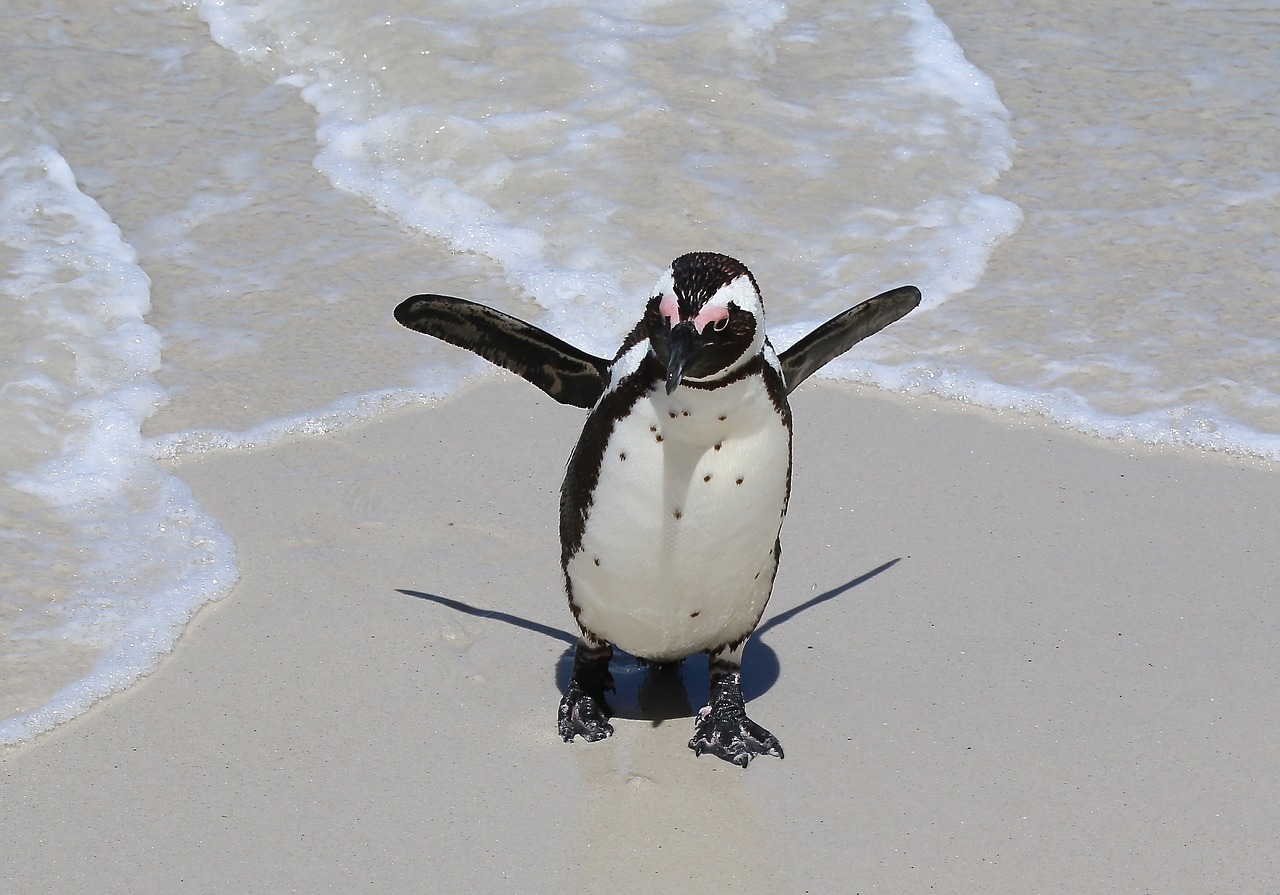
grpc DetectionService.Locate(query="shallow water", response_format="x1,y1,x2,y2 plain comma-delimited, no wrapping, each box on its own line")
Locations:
2,0,1276,743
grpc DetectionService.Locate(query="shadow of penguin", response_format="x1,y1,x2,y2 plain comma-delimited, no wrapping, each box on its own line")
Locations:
398,556,899,724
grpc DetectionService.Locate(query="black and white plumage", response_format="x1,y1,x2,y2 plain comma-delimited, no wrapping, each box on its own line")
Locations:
395,252,920,766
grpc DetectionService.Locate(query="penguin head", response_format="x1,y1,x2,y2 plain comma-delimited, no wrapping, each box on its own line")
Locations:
647,252,767,394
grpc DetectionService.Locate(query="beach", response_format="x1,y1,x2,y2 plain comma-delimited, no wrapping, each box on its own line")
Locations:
5,383,1278,891
3,0,1279,891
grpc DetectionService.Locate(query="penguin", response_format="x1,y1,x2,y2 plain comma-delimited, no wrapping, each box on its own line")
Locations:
395,252,920,766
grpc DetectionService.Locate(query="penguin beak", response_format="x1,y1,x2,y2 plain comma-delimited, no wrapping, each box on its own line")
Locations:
664,322,699,394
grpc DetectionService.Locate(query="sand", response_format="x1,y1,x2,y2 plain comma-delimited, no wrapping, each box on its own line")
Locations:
3,381,1277,892
4,2,1280,892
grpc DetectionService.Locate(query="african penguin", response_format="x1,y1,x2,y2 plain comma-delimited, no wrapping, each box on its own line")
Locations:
395,252,920,766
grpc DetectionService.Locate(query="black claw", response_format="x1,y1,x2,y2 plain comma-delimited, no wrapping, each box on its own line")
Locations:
688,670,783,766
559,641,615,744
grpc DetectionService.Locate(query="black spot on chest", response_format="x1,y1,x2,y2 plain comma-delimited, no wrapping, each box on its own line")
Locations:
560,354,662,565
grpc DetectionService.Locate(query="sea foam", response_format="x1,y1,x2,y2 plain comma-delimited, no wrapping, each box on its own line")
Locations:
189,0,1021,357
0,104,236,745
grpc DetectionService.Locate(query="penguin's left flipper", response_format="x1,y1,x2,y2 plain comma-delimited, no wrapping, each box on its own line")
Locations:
779,285,921,394
395,294,610,409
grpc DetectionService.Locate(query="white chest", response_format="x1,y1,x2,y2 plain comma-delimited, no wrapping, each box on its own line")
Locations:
565,374,791,660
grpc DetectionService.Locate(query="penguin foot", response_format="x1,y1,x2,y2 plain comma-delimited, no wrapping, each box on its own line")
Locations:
558,679,614,742
688,671,783,767
559,640,615,743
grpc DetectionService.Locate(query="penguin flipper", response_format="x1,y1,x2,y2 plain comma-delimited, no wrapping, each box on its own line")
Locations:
778,285,921,394
395,294,610,409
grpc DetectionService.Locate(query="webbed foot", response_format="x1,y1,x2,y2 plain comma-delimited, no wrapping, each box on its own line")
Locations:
688,669,783,766
558,679,614,742
558,640,615,743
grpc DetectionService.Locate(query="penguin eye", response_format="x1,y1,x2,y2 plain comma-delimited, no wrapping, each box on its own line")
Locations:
713,315,729,332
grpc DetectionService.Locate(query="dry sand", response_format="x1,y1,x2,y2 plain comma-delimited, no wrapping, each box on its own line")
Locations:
3,381,1277,892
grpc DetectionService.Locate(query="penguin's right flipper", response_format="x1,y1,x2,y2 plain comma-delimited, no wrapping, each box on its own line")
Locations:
778,285,921,394
395,294,610,409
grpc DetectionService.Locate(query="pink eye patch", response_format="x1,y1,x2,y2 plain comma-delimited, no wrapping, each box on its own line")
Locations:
694,304,730,333
659,292,730,333
659,292,680,325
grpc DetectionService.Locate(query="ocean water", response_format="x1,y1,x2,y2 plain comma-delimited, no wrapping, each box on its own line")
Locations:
2,0,1276,744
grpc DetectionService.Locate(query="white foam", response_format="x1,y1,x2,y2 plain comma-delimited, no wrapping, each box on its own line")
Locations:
105,1,1263,467
188,0,1020,345
149,384,456,459
0,106,236,745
